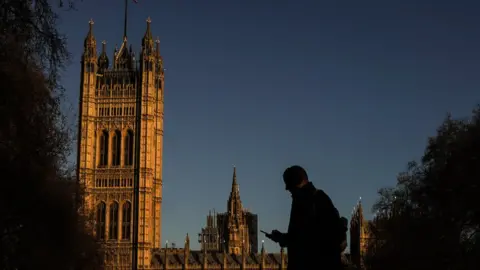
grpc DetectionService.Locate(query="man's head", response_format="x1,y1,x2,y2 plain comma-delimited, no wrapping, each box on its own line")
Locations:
283,165,309,192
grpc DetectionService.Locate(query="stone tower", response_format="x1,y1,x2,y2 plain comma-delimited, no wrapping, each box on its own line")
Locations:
76,17,164,269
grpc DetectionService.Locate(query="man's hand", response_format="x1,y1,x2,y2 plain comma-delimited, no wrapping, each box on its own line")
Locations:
265,230,284,243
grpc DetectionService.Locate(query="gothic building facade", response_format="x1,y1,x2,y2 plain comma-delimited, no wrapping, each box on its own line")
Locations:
77,18,287,269
199,168,259,254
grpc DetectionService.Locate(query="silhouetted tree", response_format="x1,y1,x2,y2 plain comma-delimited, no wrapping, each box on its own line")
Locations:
365,109,480,270
0,0,103,269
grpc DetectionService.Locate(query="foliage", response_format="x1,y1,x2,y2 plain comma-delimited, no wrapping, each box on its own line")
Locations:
365,109,480,270
0,0,103,269
0,0,70,90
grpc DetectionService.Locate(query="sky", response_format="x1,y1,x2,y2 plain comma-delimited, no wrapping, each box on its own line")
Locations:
57,0,480,252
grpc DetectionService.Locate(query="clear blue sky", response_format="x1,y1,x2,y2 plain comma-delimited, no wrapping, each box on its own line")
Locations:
57,0,480,252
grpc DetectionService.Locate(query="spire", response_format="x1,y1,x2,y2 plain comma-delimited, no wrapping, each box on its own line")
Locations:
232,165,238,191
184,234,190,268
82,19,97,63
202,240,207,269
97,40,109,72
142,17,153,47
164,241,169,270
101,40,106,52
227,166,243,216
84,19,95,47
207,210,213,227
213,209,216,228
260,240,266,269
88,18,94,35
155,37,160,56
357,197,364,221
83,19,97,62
185,233,190,249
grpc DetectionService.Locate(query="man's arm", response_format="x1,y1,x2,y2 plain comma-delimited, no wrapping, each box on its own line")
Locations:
268,230,289,247
278,233,288,248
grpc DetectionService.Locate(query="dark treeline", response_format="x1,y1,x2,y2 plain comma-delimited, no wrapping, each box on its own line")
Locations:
0,0,103,269
364,110,480,270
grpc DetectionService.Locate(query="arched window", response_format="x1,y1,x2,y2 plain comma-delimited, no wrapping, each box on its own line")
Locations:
114,86,121,97
124,130,134,166
109,201,119,240
96,202,106,240
99,130,109,166
122,201,132,240
101,85,107,97
111,130,121,166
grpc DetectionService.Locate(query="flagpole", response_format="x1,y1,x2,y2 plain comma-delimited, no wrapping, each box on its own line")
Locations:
128,1,140,268
128,0,140,268
124,0,128,38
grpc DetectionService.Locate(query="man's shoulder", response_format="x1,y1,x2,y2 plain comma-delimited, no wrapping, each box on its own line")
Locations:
314,189,332,203
313,189,339,216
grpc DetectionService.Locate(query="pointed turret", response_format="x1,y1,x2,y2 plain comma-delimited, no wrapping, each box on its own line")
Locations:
208,210,212,227
350,197,368,269
83,19,96,51
82,19,97,71
142,17,154,54
184,234,190,269
97,40,109,72
155,37,161,58
154,36,164,97
164,241,169,270
260,240,266,270
352,197,364,226
140,16,157,87
113,44,118,58
213,209,217,228
81,19,97,84
185,234,190,250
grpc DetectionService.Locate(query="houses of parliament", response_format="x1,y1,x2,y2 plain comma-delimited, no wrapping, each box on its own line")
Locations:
76,17,371,270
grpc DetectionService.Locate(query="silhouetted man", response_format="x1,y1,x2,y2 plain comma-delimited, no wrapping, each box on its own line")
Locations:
266,165,344,270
